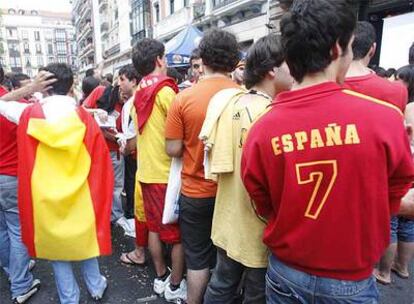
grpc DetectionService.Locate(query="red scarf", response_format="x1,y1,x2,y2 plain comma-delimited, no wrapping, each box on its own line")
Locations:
134,75,178,134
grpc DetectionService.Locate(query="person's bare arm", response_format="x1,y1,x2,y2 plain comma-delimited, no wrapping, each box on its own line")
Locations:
0,71,56,101
399,189,414,219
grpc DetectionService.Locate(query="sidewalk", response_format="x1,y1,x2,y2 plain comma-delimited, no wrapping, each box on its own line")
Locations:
0,225,413,303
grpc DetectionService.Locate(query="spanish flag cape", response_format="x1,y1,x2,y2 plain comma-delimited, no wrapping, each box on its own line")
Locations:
17,102,114,261
134,74,178,134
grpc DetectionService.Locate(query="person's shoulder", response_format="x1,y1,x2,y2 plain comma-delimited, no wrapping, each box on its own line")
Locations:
341,88,404,118
157,85,176,101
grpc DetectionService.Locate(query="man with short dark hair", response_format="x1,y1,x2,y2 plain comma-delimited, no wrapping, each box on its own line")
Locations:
241,1,414,303
202,34,293,304
0,65,44,304
345,21,407,111
165,28,240,304
131,38,186,302
0,63,114,304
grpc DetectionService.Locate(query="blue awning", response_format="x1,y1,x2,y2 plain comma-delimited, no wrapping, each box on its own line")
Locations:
165,25,203,67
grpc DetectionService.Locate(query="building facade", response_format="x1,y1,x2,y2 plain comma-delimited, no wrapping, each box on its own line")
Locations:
0,8,76,76
72,0,102,74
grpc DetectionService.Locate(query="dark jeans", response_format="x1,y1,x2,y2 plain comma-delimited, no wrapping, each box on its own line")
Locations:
204,248,266,304
124,155,136,219
266,255,379,304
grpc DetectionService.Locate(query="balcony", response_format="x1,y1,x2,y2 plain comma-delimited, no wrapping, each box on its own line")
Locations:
153,7,192,39
103,43,120,58
79,43,94,58
99,0,108,13
77,22,93,42
100,16,109,33
211,0,265,16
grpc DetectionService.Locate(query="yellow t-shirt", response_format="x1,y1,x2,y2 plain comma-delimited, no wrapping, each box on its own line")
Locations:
211,93,270,268
132,86,176,183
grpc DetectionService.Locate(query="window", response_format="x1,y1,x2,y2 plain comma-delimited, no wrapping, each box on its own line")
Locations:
170,0,175,14
10,57,22,68
57,56,67,64
35,43,42,54
6,27,18,39
154,3,160,23
25,56,31,67
48,56,54,64
8,42,19,55
22,30,29,40
23,43,30,53
0,57,5,66
56,42,66,54
37,55,44,67
55,30,66,41
184,0,189,6
47,43,53,55
34,31,40,41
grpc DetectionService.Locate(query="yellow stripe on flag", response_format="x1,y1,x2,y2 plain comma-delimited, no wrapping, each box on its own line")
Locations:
28,114,100,260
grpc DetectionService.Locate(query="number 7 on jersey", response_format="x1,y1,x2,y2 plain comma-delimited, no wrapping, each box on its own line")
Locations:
295,160,338,220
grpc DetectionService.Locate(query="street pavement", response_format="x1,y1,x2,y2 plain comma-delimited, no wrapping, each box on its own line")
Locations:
1,225,413,304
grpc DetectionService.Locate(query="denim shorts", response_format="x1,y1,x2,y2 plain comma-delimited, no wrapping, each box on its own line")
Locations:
390,216,414,243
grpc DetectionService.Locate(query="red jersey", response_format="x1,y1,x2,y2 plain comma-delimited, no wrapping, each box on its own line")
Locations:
0,86,29,176
241,82,414,281
345,72,407,112
82,85,122,151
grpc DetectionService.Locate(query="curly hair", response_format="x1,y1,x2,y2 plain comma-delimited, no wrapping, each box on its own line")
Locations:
397,64,414,103
132,38,165,76
244,34,285,89
199,29,240,73
280,0,356,83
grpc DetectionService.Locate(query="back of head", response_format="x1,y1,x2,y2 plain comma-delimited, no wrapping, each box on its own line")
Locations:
280,0,356,83
352,21,376,60
167,67,184,84
374,66,387,78
118,64,142,83
397,64,414,103
409,42,414,65
82,76,100,98
244,34,285,89
132,38,165,76
43,63,74,95
198,28,240,73
85,68,95,77
104,73,113,85
10,73,30,89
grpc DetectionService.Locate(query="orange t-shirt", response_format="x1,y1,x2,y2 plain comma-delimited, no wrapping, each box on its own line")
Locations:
165,77,239,198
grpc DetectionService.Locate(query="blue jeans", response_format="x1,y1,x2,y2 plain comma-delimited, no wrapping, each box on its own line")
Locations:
266,255,379,304
0,175,34,298
110,151,124,222
390,216,414,243
52,258,106,304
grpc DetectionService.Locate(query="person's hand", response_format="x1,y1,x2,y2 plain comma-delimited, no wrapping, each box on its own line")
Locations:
95,109,108,123
399,189,414,219
30,71,57,93
116,133,127,153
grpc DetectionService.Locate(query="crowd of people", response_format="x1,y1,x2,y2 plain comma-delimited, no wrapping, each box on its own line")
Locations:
1,0,414,304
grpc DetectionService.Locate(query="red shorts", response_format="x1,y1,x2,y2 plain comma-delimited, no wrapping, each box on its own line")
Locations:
140,183,180,244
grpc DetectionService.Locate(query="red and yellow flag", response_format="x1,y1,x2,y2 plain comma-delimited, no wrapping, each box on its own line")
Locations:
17,103,114,261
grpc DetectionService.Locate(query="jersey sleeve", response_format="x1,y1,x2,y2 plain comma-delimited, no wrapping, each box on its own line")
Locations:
157,86,176,115
241,121,272,218
165,94,184,140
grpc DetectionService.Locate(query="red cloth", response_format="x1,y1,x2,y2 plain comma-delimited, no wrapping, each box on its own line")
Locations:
345,73,408,112
241,82,414,281
140,183,180,244
0,86,29,176
134,75,178,134
135,218,149,247
82,85,106,108
17,103,114,257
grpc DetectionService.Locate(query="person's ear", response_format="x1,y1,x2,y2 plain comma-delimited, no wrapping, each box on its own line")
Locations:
331,41,341,60
368,43,377,59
